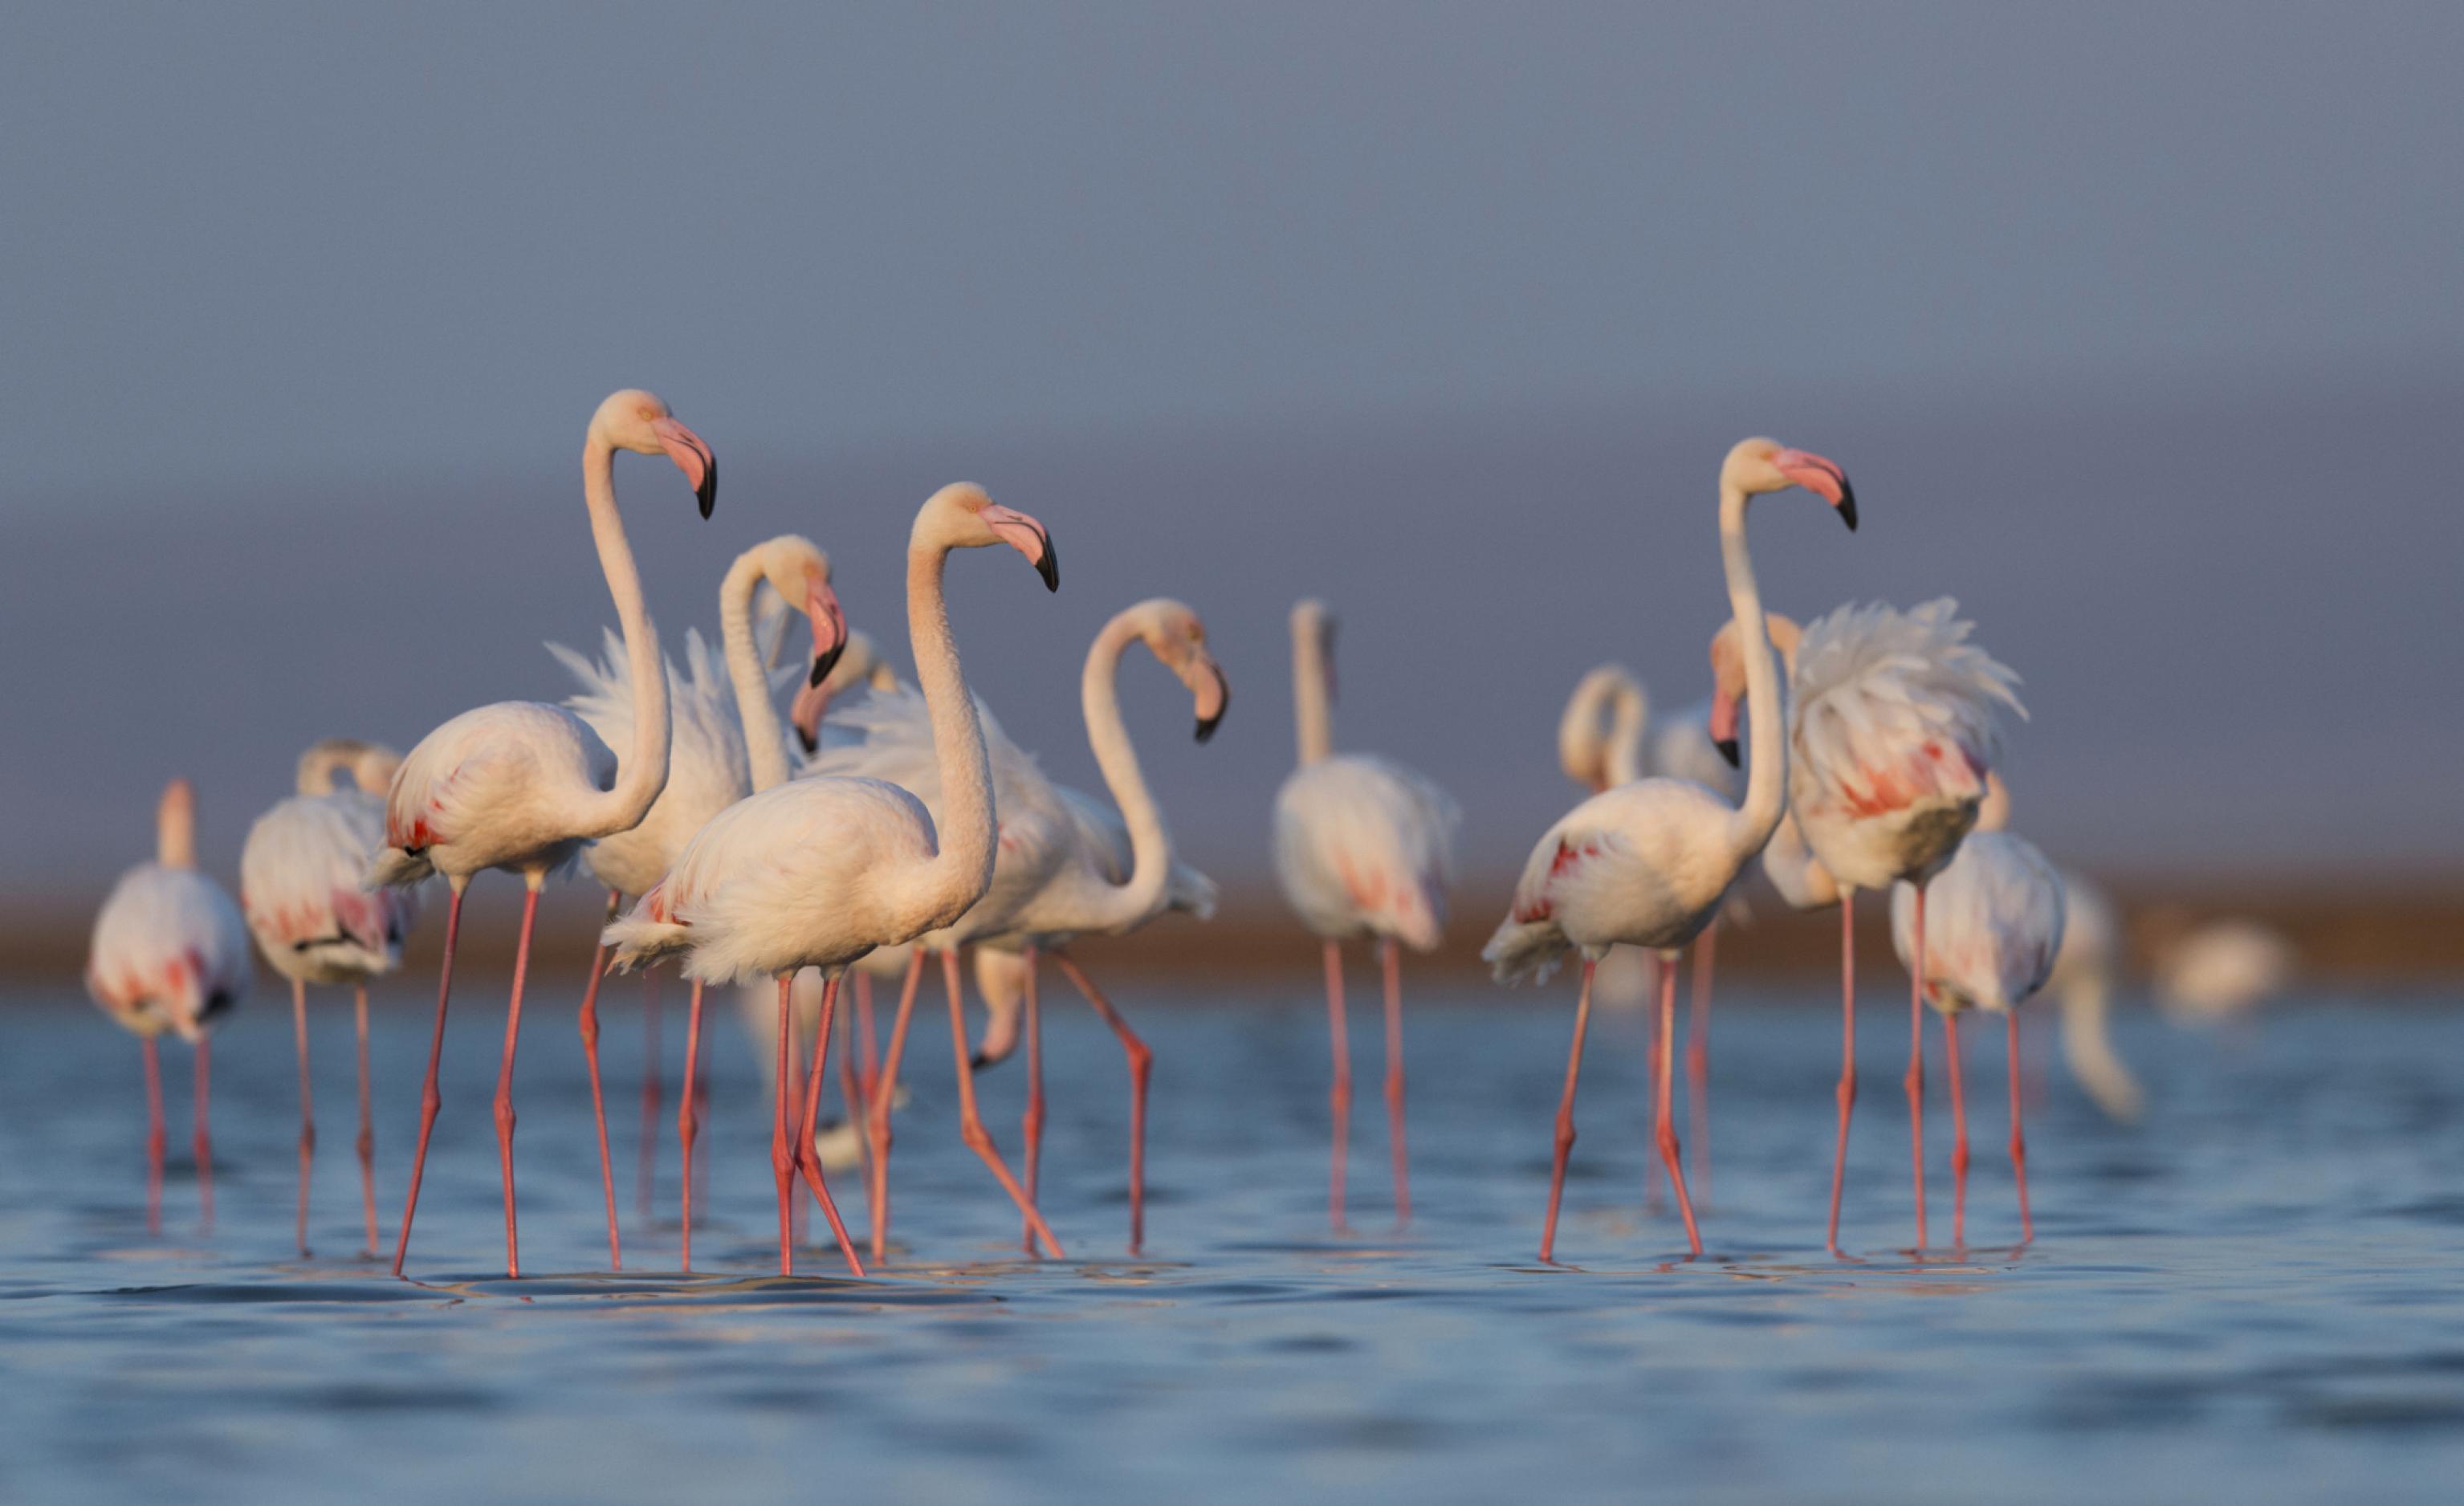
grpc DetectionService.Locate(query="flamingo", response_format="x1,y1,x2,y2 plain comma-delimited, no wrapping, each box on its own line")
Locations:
1273,599,1459,1231
239,740,422,1257
1729,596,2022,1254
1484,438,1857,1263
1890,781,2066,1245
2154,918,2295,1020
367,388,716,1280
602,482,1061,1276
88,779,250,1235
2046,869,2143,1122
547,534,848,1267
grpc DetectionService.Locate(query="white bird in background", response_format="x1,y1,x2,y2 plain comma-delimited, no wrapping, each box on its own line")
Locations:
240,739,422,1258
1746,596,2022,1255
88,779,251,1237
1555,668,1658,1002
1273,599,1460,1231
1891,779,2066,1245
2156,918,2295,1021
367,388,716,1280
604,483,1062,1276
2046,869,2144,1123
549,533,848,1268
1486,438,1859,1262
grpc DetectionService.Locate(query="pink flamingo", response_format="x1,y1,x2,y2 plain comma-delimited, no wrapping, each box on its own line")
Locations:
368,388,715,1279
1485,438,1856,1263
1273,599,1459,1231
240,740,422,1257
88,779,250,1235
603,482,1061,1276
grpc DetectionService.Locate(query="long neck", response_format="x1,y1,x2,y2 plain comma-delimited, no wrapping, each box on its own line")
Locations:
1292,620,1332,767
1720,480,1786,854
157,788,195,869
572,438,672,836
902,539,998,922
295,740,357,796
719,554,792,792
1077,616,1172,930
1605,678,1647,788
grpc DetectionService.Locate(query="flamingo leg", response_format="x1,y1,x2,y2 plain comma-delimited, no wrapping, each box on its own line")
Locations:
141,1036,165,1237
942,949,1066,1259
488,882,544,1278
392,881,465,1277
576,891,622,1269
866,948,926,1261
1323,939,1351,1233
1906,884,1929,1251
1945,1011,1969,1247
290,978,316,1257
193,1034,214,1234
783,975,808,1250
836,978,876,1227
1538,960,1595,1264
772,976,796,1276
1826,893,1858,1257
2008,1009,2034,1243
789,975,865,1276
1654,954,1702,1256
1380,938,1411,1228
636,965,661,1223
677,979,707,1272
1640,950,1660,1211
1688,921,1717,1201
1050,950,1152,1256
855,969,880,1103
1020,946,1045,1255
354,983,377,1258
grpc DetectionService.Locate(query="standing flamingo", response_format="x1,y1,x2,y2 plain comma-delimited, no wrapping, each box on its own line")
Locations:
1890,782,2066,1245
240,740,422,1257
1274,599,1458,1231
602,482,1061,1276
1484,438,1857,1263
88,779,250,1235
548,535,847,1267
368,388,715,1279
1555,667,1658,1010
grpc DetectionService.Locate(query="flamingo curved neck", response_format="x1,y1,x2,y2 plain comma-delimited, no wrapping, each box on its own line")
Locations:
1719,480,1785,857
1077,613,1172,930
720,553,792,793
1292,618,1333,767
157,792,195,870
572,436,671,836
1604,678,1647,788
898,534,998,928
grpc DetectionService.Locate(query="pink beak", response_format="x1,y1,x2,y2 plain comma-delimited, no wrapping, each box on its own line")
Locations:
788,583,849,755
982,503,1059,591
1773,448,1855,529
651,416,718,517
1708,690,1743,768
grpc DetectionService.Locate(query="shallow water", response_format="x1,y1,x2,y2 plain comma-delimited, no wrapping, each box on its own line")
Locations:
5,981,2462,1504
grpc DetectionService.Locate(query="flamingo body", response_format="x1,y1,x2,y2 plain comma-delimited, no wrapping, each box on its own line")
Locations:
550,627,754,899
1272,754,1456,952
89,864,251,1040
1485,778,1741,979
1891,833,2067,1016
242,751,418,986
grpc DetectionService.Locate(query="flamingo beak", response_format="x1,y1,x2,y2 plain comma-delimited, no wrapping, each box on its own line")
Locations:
804,584,849,689
788,678,829,757
1194,656,1230,743
651,417,718,517
1709,692,1742,768
1774,448,1855,531
984,503,1059,591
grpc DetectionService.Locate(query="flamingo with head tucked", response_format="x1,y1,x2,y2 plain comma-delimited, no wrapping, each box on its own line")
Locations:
89,779,251,1236
1485,438,1857,1263
366,388,715,1279
241,740,422,1256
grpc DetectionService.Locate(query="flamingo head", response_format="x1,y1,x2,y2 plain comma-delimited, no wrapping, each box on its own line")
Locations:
592,389,717,517
1129,598,1232,743
788,632,888,757
1291,598,1338,703
916,483,1058,591
1721,438,1855,530
742,537,849,754
1706,612,1803,767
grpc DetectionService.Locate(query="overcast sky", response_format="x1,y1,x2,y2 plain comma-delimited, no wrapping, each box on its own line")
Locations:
5,3,2459,894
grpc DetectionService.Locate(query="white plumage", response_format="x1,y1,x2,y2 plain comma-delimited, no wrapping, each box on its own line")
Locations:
1273,755,1459,952
242,742,420,986
1890,832,2067,1016
89,862,252,1043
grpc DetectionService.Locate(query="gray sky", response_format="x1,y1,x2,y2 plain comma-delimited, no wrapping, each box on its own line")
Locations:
5,3,2460,893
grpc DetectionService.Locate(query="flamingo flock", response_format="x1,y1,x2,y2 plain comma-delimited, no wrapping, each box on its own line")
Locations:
87,397,2122,1278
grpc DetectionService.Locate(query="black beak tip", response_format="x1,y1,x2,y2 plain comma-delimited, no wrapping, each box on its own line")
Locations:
1836,485,1858,532
809,642,845,688
1715,737,1741,768
796,727,819,757
967,1050,992,1071
1195,713,1223,745
696,461,717,519
1035,531,1060,592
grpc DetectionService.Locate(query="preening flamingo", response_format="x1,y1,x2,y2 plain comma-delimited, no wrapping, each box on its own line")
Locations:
604,482,1061,1276
548,534,847,1267
2046,869,2142,1123
1890,782,2066,1245
88,779,250,1235
368,388,716,1279
240,740,422,1256
1556,668,1658,1010
1485,438,1857,1263
1273,599,1459,1231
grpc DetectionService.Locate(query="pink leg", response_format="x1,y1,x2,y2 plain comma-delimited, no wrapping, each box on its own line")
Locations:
1539,960,1595,1264
1380,938,1411,1228
1050,951,1152,1255
789,975,865,1276
141,1036,165,1236
490,883,543,1279
1906,885,1929,1250
943,949,1066,1259
291,978,316,1257
1020,946,1045,1255
393,883,466,1276
1653,955,1701,1256
1640,950,1660,1211
855,970,880,1104
866,948,927,1262
1324,940,1351,1233
772,976,796,1276
1946,1011,1969,1247
1688,922,1717,1200
354,983,377,1257
2008,1010,2034,1243
783,976,808,1250
836,980,875,1227
636,966,662,1223
193,1035,214,1233
576,893,622,1269
677,979,707,1272
1826,895,1858,1256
